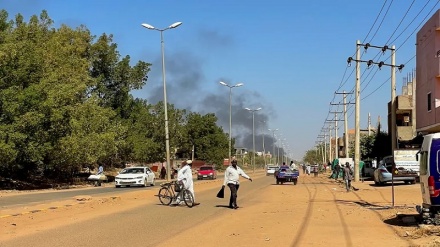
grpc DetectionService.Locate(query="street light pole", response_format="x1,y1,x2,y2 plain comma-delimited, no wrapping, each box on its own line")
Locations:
260,121,267,167
278,138,286,165
245,107,262,173
142,21,182,181
268,128,278,164
219,81,243,163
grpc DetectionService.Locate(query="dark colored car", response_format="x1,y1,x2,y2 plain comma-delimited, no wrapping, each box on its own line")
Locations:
274,165,299,185
197,165,217,180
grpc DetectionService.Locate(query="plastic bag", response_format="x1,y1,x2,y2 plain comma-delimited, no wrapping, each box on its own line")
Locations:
216,186,225,198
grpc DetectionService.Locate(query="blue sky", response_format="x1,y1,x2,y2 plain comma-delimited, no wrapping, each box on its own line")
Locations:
2,0,437,161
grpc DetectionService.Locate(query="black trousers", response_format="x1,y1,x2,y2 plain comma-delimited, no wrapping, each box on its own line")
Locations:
227,183,240,207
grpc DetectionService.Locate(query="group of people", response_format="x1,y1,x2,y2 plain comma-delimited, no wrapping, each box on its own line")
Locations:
172,159,252,209
301,163,318,175
331,162,354,192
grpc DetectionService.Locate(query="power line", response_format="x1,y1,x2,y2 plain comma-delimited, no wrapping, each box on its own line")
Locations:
362,0,389,43
385,0,416,44
368,0,394,43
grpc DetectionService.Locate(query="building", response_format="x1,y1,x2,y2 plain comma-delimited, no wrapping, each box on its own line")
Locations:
389,76,417,147
337,127,376,158
416,9,440,134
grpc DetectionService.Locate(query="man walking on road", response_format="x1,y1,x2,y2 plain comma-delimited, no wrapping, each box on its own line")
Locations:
223,159,252,209
343,162,353,192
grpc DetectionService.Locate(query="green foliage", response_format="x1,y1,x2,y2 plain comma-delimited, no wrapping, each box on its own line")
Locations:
183,112,229,166
0,10,231,184
303,148,321,164
372,131,391,161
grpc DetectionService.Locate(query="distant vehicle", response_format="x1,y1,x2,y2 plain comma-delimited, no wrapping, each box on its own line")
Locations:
274,165,299,185
197,165,217,180
266,164,279,176
115,167,156,188
373,162,416,185
362,160,375,177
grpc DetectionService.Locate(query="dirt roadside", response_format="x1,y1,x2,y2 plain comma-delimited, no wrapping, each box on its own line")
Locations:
1,170,440,246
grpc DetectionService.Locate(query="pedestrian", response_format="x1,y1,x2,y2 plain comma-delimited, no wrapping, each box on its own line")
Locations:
94,164,104,187
334,162,341,181
173,160,199,206
222,159,252,209
306,164,311,175
343,162,353,192
160,166,166,179
302,164,306,174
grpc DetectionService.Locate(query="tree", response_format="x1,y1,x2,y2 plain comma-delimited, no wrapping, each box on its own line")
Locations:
51,97,122,175
183,112,229,168
303,148,320,164
88,33,150,119
360,134,375,160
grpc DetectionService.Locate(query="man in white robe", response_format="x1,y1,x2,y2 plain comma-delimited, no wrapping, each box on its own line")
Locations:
174,160,199,206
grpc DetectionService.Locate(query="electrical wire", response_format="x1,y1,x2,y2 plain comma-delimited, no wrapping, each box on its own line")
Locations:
315,1,439,146
368,0,394,43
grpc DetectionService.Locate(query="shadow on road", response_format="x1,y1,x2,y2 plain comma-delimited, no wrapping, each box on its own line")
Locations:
368,183,416,187
334,199,392,210
383,213,421,227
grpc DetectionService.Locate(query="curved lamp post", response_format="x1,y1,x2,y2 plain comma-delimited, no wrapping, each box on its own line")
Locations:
219,81,244,163
245,107,262,173
260,120,267,167
141,21,182,181
268,128,278,164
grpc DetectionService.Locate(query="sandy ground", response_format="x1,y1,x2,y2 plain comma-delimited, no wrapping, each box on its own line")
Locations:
1,169,440,247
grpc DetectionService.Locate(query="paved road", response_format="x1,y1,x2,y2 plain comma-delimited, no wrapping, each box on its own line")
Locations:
0,185,153,208
0,170,233,208
1,174,267,247
2,171,420,247
0,175,228,209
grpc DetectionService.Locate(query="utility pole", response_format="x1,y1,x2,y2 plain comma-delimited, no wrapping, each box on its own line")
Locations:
368,113,371,136
318,134,327,164
390,45,397,151
354,40,361,183
327,112,343,160
347,41,404,182
324,125,333,163
260,121,267,167
269,128,278,164
334,91,353,158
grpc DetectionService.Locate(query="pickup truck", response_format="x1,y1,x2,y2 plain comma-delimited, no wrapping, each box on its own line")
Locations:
274,166,299,185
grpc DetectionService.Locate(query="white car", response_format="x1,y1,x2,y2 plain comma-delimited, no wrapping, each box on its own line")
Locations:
266,164,279,176
115,167,156,188
373,164,416,185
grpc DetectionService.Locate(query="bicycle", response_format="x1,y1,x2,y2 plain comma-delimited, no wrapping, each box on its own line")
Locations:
157,180,194,208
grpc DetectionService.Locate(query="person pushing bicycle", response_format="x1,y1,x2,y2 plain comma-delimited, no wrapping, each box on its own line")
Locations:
172,160,199,206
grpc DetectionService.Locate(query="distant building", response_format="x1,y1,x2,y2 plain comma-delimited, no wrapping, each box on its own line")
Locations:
416,9,440,134
389,75,417,148
338,127,376,158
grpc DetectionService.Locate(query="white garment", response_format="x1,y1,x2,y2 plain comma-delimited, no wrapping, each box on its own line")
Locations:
223,165,250,186
177,165,195,202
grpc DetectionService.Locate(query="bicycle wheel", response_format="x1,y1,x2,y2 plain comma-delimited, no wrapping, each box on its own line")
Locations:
182,189,194,208
158,187,173,205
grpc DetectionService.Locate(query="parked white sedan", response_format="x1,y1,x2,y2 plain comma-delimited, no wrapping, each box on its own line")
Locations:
115,167,156,188
373,164,416,185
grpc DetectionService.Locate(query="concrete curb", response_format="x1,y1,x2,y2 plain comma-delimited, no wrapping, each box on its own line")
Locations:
1,203,80,219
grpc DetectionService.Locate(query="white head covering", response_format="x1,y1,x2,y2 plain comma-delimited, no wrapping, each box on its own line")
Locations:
186,160,193,165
